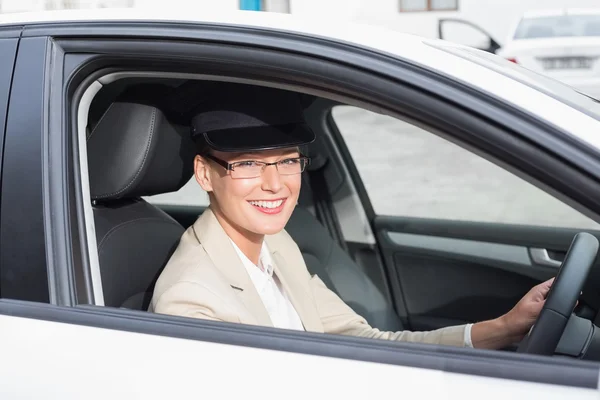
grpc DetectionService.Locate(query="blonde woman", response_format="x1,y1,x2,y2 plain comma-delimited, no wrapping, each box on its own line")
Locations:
150,85,552,349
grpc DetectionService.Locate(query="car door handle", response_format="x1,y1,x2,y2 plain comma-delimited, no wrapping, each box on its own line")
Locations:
529,248,562,268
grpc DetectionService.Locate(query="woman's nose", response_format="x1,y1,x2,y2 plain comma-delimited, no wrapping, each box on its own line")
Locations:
261,164,283,192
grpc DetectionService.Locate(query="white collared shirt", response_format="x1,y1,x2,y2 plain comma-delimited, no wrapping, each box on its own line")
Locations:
230,240,305,331
230,239,474,346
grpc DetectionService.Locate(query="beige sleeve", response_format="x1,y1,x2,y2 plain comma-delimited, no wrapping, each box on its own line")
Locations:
309,275,467,347
151,281,241,324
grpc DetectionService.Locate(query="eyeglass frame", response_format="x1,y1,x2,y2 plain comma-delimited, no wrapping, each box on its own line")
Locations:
201,153,311,178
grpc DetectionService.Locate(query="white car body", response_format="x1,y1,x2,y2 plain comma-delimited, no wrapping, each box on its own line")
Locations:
0,8,599,399
0,313,595,400
497,8,600,99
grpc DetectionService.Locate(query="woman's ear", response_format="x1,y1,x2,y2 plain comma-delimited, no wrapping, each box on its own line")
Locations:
194,155,213,192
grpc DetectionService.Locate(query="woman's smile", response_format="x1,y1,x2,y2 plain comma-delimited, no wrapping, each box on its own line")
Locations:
248,198,287,214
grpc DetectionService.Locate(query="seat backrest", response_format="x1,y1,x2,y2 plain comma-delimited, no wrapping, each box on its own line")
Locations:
87,97,195,309
285,207,404,332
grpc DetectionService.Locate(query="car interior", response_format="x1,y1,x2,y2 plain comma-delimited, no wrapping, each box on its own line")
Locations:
85,78,402,331
82,76,600,359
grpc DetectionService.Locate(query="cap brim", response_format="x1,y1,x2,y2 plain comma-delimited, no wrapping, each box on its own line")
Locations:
201,123,316,152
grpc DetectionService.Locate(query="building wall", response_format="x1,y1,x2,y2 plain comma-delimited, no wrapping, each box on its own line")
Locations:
133,0,238,11
1,0,133,13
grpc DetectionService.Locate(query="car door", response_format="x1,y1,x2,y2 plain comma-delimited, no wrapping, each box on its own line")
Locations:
438,18,502,53
331,102,600,335
5,14,599,397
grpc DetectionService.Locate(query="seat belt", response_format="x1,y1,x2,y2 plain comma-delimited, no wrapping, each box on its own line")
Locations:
308,161,349,252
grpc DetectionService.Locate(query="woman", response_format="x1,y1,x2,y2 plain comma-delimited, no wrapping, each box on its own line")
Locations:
150,84,552,349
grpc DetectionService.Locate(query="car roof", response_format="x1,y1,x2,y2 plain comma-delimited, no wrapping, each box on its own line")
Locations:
0,8,425,46
0,9,433,65
3,8,600,151
521,8,600,18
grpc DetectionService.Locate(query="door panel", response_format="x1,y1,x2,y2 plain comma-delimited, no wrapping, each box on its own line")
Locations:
374,215,598,332
1,300,598,395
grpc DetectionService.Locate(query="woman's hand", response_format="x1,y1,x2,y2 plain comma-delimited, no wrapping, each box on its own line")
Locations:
471,278,554,350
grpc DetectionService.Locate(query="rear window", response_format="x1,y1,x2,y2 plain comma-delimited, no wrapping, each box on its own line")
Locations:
514,15,600,39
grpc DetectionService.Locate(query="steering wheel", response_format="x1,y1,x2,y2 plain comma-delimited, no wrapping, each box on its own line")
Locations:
517,232,598,356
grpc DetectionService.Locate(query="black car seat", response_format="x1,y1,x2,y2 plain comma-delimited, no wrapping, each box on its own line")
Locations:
87,98,195,309
288,146,404,332
285,207,404,331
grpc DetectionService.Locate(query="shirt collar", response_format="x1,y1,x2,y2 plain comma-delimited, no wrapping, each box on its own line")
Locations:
229,239,274,278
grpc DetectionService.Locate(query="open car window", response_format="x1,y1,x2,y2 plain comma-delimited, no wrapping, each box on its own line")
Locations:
332,105,600,229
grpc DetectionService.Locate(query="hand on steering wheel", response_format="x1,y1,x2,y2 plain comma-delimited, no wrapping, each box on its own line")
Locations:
517,232,598,355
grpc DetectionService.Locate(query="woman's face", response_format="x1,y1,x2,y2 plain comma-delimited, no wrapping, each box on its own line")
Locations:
195,147,302,239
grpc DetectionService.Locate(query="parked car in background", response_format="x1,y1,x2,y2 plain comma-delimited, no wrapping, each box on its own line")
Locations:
439,8,600,99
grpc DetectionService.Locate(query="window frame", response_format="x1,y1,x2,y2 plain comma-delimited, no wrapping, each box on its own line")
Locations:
1,36,52,303
399,0,458,13
56,25,600,306
0,34,20,300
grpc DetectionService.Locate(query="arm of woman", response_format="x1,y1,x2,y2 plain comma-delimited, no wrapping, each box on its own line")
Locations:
151,281,239,323
309,275,467,347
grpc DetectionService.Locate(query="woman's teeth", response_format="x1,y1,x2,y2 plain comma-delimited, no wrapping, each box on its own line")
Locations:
249,200,284,209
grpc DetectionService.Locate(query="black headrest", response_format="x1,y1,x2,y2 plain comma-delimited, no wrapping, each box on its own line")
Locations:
87,102,195,201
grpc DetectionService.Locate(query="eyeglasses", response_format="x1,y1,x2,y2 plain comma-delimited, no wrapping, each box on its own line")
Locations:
203,154,311,179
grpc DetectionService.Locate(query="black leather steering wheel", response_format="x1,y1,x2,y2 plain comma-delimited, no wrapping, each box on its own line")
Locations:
518,232,598,356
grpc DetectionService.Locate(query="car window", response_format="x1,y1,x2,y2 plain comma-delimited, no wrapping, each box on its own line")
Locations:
514,15,600,39
145,176,210,206
332,105,600,229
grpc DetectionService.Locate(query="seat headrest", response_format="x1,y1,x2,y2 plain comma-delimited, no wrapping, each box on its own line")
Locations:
303,133,327,171
87,101,196,201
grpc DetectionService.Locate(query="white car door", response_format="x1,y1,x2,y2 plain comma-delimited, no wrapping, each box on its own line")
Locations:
0,302,597,399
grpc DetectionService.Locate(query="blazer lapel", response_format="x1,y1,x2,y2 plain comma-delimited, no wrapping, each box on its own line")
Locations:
267,238,324,333
192,208,273,327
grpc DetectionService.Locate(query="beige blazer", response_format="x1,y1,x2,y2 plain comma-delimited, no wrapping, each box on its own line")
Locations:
150,208,467,346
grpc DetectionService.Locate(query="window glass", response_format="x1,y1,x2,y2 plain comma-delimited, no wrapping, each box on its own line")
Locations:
400,0,457,12
332,105,600,229
400,0,427,12
430,0,457,10
515,15,600,39
263,0,290,13
145,177,210,206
